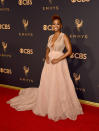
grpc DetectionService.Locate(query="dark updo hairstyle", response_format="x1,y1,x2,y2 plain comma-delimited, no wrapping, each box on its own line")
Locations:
51,14,62,25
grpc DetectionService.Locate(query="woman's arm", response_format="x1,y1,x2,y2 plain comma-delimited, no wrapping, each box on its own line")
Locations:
57,34,72,61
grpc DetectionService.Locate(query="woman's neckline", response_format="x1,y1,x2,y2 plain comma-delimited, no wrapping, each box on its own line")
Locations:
51,32,62,48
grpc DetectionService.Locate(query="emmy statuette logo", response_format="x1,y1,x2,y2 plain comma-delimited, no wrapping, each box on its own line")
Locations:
19,66,33,83
73,72,85,92
69,18,88,39
0,0,5,6
23,66,29,76
2,41,7,52
19,19,33,37
75,19,83,32
0,41,11,58
73,73,80,83
49,0,52,4
0,0,9,11
22,19,29,31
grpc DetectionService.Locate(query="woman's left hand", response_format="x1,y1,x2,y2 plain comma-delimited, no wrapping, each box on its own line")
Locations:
51,58,60,64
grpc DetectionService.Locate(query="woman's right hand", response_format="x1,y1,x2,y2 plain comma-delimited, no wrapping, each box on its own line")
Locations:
46,56,50,64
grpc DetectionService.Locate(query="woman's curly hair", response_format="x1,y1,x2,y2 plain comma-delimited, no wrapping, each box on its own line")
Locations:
51,14,62,24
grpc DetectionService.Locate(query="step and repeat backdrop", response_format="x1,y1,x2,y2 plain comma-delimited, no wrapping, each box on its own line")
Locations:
0,0,99,103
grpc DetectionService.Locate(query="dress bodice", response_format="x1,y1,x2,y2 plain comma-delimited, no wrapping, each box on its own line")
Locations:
47,32,65,52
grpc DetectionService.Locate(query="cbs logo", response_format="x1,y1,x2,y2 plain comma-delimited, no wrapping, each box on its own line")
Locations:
43,25,53,31
18,0,32,5
71,0,90,3
70,52,87,59
0,68,12,74
0,24,10,29
19,48,33,54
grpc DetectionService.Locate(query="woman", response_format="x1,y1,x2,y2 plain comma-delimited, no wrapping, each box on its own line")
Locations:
7,14,84,122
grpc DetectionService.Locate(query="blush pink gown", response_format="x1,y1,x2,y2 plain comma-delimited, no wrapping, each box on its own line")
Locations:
6,32,84,122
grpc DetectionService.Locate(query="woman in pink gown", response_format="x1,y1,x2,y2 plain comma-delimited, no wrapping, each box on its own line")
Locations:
7,14,84,122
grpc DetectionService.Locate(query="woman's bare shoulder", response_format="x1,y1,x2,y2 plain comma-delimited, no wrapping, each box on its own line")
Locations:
62,32,67,37
62,32,70,40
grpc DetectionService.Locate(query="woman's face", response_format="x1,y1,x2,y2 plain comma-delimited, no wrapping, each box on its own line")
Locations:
52,19,62,32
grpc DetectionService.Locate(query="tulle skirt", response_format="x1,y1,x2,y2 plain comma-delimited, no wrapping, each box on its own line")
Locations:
7,50,84,122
